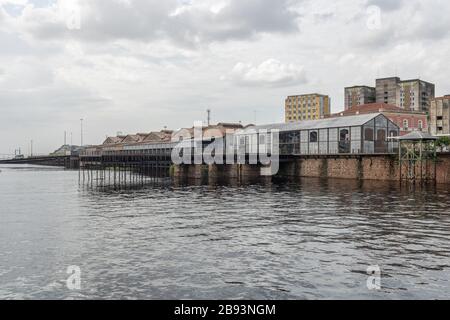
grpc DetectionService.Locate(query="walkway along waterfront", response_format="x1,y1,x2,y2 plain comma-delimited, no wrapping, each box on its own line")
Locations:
78,114,450,186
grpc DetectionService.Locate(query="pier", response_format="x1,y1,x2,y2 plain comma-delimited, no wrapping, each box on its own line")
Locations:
76,113,450,187
0,155,79,169
79,143,174,188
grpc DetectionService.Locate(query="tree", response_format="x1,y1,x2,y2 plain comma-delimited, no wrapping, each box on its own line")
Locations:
436,136,450,152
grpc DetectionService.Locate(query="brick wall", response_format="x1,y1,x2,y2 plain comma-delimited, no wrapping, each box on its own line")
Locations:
436,154,450,185
361,156,399,181
173,155,450,184
284,155,449,184
289,157,396,181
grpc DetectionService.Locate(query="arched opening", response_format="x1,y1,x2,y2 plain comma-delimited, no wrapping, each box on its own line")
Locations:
418,120,423,131
364,128,374,141
339,129,350,153
403,119,409,130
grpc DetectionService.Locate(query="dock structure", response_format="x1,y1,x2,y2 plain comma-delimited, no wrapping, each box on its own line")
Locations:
78,115,413,187
0,155,79,169
396,132,438,183
77,115,450,186
79,142,175,188
235,113,401,156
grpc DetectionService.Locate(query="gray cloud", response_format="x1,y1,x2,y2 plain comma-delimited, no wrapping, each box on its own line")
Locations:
2,0,450,154
367,0,404,11
22,0,300,46
224,59,307,87
356,0,450,49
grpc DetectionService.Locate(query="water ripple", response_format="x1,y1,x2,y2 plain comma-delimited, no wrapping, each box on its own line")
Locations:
1,164,450,299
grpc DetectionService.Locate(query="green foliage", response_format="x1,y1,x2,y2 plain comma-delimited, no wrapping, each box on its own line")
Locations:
436,136,450,148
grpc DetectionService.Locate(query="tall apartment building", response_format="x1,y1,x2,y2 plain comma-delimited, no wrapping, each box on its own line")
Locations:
375,77,435,112
345,86,376,110
285,94,330,122
430,95,450,136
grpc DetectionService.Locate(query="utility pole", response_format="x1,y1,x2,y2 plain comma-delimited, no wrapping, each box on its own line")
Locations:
70,132,73,146
207,109,211,127
64,131,67,146
80,118,84,147
31,140,33,157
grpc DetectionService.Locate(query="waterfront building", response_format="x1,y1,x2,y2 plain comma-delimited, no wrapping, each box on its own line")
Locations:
100,130,173,153
236,113,399,156
334,103,428,136
121,134,147,144
345,86,376,110
430,95,450,136
375,77,435,112
142,130,173,143
285,93,331,122
172,123,243,142
103,136,126,145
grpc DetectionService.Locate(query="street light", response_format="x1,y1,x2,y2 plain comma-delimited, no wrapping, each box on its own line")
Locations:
80,118,84,147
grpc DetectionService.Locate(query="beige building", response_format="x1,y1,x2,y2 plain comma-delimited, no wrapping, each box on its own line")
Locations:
285,93,331,122
375,77,435,112
172,123,243,142
345,86,376,110
430,95,450,136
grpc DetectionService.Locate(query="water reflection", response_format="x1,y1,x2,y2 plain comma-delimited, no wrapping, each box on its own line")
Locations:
0,164,449,300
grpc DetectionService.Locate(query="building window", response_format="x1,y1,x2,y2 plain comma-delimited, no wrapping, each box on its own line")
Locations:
340,129,350,141
403,119,409,130
389,130,398,138
364,128,374,141
309,131,318,143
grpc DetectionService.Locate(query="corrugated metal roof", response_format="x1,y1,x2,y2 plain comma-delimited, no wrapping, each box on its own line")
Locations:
395,131,438,141
238,113,386,134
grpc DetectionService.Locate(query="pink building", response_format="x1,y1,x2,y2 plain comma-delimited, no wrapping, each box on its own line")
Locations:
333,103,428,136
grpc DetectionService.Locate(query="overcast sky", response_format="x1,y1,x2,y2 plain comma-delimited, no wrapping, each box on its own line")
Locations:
1,0,449,155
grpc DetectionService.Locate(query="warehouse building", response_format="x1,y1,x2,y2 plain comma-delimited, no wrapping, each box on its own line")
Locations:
235,113,400,156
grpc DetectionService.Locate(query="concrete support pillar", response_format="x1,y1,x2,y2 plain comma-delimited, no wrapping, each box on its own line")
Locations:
223,164,240,180
172,164,187,179
208,164,221,180
241,164,261,178
277,161,297,177
187,164,208,180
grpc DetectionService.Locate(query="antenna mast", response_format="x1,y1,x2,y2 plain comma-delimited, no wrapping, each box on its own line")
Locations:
207,109,211,126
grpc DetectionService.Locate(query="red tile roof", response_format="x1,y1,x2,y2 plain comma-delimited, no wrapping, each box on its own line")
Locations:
335,103,425,117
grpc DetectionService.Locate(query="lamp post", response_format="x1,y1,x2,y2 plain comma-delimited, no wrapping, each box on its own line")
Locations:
80,118,84,147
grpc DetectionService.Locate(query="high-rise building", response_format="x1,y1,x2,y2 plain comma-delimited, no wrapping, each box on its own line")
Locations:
345,86,376,110
375,77,400,106
430,95,450,136
285,93,330,122
375,77,435,112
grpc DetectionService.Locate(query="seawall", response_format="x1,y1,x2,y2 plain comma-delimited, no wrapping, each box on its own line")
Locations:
173,154,450,185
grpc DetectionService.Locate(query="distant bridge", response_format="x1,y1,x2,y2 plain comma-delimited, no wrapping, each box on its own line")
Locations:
0,154,15,161
0,155,79,169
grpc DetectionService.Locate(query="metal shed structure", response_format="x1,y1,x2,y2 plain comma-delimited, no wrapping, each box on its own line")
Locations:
395,131,438,182
235,113,400,156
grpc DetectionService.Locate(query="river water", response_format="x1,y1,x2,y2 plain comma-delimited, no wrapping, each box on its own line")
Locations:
0,164,449,300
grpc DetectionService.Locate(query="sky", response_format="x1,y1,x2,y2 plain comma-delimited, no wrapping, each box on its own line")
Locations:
1,0,450,155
